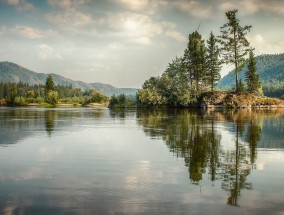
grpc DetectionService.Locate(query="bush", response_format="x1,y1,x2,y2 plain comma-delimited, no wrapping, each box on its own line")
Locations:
14,97,28,106
45,90,59,105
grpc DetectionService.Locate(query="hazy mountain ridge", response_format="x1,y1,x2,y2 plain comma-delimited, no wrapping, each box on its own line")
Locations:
0,61,138,96
218,53,284,98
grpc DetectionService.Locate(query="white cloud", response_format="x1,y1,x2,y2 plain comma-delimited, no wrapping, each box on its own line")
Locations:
0,25,57,39
166,31,187,42
95,13,164,42
248,34,284,54
17,26,45,39
134,37,151,45
118,0,149,10
37,44,63,60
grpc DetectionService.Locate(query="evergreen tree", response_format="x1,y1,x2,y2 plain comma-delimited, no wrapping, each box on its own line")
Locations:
183,31,207,100
8,84,17,104
218,9,252,92
245,50,262,95
206,32,222,93
45,75,55,96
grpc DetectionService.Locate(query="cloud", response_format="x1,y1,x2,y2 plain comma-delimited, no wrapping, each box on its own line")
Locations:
134,37,151,45
48,0,89,9
219,0,284,15
1,0,34,11
166,31,187,42
118,0,149,10
47,9,92,26
37,44,63,60
16,26,45,39
93,12,162,43
248,34,284,54
172,1,213,19
47,0,92,27
0,25,57,39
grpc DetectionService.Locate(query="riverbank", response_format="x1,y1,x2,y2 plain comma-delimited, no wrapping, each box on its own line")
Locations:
201,91,284,108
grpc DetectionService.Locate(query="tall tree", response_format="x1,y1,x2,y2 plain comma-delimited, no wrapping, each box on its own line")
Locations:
219,9,252,92
206,32,222,93
183,31,207,100
45,75,55,96
245,50,262,95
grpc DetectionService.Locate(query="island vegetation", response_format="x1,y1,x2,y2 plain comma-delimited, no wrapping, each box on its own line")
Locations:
137,9,283,108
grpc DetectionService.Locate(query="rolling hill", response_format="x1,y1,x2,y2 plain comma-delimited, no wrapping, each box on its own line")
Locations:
0,61,138,96
218,53,284,98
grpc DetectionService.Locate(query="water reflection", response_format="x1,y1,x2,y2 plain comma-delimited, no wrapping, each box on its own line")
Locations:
0,107,284,214
45,110,57,136
137,108,283,206
0,108,107,142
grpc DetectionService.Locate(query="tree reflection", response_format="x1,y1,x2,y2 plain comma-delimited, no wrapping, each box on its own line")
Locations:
219,110,263,206
137,108,264,206
137,109,222,184
44,110,56,137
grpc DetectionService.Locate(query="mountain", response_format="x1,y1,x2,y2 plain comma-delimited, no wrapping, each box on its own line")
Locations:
0,61,138,96
217,53,284,98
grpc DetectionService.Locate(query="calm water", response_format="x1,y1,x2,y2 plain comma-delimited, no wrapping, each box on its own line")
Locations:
0,107,284,215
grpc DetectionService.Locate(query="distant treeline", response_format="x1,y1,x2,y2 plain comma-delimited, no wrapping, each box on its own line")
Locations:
263,83,284,100
0,81,138,107
0,81,111,106
0,82,82,99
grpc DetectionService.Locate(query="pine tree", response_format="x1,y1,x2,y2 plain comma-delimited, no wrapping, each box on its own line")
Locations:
183,31,207,100
45,75,55,96
206,32,222,93
245,50,262,95
218,9,252,92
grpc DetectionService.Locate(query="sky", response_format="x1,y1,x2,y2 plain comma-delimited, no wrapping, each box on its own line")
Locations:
0,0,284,88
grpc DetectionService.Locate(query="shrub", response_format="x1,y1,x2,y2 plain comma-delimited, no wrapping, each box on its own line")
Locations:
45,90,59,105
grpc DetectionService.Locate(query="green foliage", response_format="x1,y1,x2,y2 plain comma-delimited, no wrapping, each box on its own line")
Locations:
245,51,262,95
0,81,111,106
206,32,222,93
109,93,137,108
184,31,207,97
237,79,245,94
218,53,284,98
45,90,59,105
91,90,108,103
8,84,17,105
45,75,55,96
44,75,59,105
139,31,210,107
218,9,252,92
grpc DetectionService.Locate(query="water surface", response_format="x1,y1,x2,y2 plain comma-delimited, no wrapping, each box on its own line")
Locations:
0,107,283,215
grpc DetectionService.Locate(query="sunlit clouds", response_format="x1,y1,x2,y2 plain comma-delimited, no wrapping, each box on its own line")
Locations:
0,0,283,87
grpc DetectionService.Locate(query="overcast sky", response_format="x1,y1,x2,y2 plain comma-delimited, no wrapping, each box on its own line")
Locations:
0,0,284,88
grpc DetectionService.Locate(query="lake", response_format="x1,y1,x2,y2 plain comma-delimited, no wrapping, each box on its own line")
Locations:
0,107,283,215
